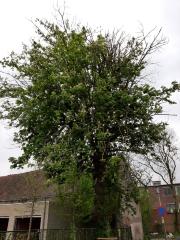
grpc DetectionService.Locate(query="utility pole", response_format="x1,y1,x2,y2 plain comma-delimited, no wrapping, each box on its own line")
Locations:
156,187,167,239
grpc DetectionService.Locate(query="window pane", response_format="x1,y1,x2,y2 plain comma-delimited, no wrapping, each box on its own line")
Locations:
164,187,172,195
166,203,175,213
0,218,9,231
14,217,41,230
176,186,180,196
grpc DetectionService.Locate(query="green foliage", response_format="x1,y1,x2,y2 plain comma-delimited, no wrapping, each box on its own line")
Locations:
139,188,152,237
57,166,95,225
0,16,179,234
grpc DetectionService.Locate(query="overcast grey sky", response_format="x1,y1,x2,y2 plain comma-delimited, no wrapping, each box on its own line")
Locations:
0,0,180,179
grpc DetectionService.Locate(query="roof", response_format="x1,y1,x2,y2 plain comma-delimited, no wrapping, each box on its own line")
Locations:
0,171,56,202
148,183,180,188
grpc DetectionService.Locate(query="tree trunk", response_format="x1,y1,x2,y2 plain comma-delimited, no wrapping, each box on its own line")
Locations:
91,150,108,235
27,199,35,240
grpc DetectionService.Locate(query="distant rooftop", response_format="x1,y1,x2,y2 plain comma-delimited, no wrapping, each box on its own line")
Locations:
0,171,56,202
148,181,180,188
152,181,161,186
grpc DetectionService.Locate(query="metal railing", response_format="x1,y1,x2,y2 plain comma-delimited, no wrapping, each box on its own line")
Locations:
0,227,132,240
0,230,40,240
0,229,96,240
117,227,132,240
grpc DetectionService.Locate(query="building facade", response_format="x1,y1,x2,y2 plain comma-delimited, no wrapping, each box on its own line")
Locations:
123,203,144,240
148,181,180,233
0,171,143,240
0,171,72,234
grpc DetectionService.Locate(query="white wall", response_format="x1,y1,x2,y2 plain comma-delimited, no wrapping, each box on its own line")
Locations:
0,200,49,231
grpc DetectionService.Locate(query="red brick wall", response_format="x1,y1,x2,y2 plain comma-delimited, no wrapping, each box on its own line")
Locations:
148,185,180,233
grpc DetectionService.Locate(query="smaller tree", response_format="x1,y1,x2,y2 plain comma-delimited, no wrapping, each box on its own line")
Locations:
128,153,153,187
56,168,95,228
139,188,152,238
141,130,179,232
21,170,46,240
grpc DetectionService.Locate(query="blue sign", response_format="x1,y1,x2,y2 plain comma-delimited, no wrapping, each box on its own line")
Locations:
158,207,166,217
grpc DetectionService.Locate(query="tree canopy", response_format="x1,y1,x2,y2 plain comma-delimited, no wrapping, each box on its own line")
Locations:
140,130,178,185
0,16,179,234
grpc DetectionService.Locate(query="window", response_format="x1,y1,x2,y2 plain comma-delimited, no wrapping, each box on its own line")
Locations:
176,186,180,196
0,218,9,231
14,217,41,230
13,217,41,240
163,187,172,196
166,203,175,213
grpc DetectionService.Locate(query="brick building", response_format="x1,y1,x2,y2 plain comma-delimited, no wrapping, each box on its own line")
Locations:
148,181,180,233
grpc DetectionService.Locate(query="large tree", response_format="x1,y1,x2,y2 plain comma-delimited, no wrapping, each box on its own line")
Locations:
0,16,179,234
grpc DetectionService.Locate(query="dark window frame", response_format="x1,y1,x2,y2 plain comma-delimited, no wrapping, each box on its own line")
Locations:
163,187,172,196
0,217,9,231
14,216,41,231
166,203,175,214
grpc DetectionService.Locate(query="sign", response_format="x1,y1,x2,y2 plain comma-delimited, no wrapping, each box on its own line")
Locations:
158,207,166,217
